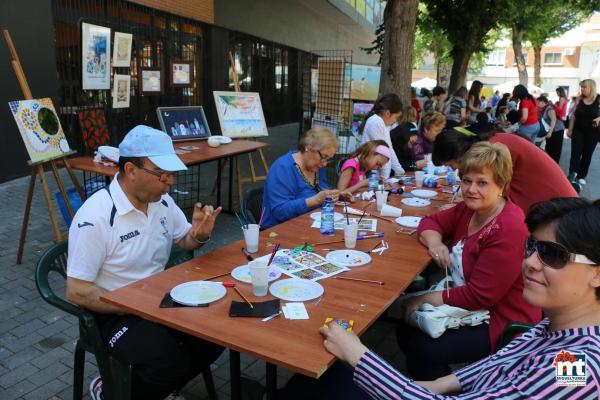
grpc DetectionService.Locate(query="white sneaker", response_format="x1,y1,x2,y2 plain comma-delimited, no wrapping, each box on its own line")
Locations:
578,178,586,185
89,376,103,400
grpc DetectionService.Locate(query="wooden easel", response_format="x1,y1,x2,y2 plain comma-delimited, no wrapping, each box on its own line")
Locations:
227,51,269,205
3,30,85,264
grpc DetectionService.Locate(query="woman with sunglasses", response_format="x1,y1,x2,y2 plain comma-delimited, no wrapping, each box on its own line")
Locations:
282,197,599,399
261,128,351,228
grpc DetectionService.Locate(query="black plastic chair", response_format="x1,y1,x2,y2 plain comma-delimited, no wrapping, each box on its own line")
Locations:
498,322,535,348
242,186,264,224
35,240,218,400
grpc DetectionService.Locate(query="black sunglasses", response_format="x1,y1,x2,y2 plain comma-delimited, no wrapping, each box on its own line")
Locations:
525,236,596,269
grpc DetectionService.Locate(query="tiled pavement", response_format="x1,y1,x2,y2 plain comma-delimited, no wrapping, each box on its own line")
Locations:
0,126,598,399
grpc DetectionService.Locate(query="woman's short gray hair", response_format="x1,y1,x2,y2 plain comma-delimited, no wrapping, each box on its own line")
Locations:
298,127,339,152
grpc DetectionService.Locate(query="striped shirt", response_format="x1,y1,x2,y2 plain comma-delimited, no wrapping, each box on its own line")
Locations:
354,319,600,399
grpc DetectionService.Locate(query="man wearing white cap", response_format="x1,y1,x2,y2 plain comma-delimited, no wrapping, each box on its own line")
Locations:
66,125,223,400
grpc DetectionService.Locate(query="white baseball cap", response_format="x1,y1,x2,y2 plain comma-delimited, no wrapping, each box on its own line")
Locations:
118,125,187,172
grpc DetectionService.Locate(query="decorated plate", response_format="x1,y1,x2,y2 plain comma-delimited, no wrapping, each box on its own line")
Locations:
402,198,432,207
269,278,324,302
231,264,282,284
310,211,344,221
395,216,422,228
326,250,371,268
411,189,437,198
170,281,227,306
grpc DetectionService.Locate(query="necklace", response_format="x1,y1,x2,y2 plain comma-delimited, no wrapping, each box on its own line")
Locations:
469,199,505,234
293,154,320,191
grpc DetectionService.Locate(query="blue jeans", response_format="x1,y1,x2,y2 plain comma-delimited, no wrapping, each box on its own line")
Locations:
518,123,540,142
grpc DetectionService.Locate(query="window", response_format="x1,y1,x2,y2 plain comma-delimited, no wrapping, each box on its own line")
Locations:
544,52,563,65
513,53,529,66
486,50,506,66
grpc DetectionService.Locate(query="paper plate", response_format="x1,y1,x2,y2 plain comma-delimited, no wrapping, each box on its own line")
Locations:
97,146,119,162
326,250,371,268
210,135,232,144
395,216,422,228
231,264,282,284
170,281,227,306
402,198,432,207
310,211,344,221
269,278,324,302
411,189,437,198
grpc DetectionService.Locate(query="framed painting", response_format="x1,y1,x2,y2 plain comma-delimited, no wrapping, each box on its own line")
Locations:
156,106,211,141
113,32,133,67
112,74,131,108
213,91,268,138
82,23,111,90
170,60,193,87
139,67,163,95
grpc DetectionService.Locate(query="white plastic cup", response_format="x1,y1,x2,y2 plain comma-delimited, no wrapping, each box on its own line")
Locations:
249,260,269,296
380,204,403,217
415,171,425,187
424,153,432,162
343,222,359,249
242,224,260,253
375,191,388,212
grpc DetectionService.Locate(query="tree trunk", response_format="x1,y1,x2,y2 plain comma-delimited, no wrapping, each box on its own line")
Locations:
448,46,471,94
379,0,419,107
533,45,542,87
512,24,528,86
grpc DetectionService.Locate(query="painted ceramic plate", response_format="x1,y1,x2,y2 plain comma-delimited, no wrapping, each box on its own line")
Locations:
326,250,371,268
402,198,431,207
231,264,282,284
269,278,324,302
170,281,227,306
310,212,344,221
411,189,437,198
210,135,232,144
395,216,422,228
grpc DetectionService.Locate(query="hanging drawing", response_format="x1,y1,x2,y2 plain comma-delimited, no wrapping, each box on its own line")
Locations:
112,32,132,67
112,74,131,108
8,98,72,164
82,23,111,90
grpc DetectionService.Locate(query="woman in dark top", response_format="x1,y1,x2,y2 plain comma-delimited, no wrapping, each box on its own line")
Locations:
495,93,510,119
568,79,600,186
390,106,423,171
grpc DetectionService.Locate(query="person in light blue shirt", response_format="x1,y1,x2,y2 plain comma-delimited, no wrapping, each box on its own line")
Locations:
262,128,350,228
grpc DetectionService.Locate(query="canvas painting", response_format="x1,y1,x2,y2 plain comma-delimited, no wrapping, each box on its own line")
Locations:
350,64,381,101
112,74,130,108
82,23,111,90
8,98,72,164
213,91,268,138
112,32,132,67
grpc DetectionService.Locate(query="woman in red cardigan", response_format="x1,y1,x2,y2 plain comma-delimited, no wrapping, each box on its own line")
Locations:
398,142,542,380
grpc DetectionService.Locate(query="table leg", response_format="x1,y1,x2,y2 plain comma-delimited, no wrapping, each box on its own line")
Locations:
228,156,234,211
230,349,241,400
266,362,277,400
216,160,222,209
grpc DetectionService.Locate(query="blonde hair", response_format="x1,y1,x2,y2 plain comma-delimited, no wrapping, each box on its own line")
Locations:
580,79,597,99
298,127,339,152
421,112,446,130
349,140,388,171
401,106,417,123
459,141,513,191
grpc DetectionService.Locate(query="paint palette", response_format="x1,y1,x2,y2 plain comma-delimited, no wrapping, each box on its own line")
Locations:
230,265,282,284
170,281,227,306
326,250,371,268
269,278,324,301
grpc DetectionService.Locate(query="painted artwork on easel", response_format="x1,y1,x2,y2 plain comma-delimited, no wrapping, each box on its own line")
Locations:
82,23,111,90
213,91,268,138
8,98,72,164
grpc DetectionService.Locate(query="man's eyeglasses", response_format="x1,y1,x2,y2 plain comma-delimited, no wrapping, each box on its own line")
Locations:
525,236,596,269
316,150,334,164
137,165,173,183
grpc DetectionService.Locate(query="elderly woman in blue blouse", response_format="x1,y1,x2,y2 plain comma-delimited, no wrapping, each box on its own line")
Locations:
261,128,350,228
282,197,600,399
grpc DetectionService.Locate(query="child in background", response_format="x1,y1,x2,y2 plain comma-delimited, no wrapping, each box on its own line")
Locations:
337,140,391,193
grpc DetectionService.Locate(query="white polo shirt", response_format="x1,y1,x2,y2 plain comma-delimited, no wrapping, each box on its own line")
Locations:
67,175,191,291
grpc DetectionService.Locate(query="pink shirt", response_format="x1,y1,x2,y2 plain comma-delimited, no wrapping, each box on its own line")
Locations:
340,158,365,188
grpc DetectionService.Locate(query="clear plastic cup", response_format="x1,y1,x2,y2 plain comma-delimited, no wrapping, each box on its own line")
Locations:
375,191,388,212
415,171,425,187
242,224,260,253
249,260,269,296
343,222,359,249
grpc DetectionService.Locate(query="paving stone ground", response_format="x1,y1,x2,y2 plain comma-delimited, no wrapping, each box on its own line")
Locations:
0,126,598,399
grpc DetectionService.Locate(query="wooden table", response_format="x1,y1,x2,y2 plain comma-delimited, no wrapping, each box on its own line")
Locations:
100,185,451,399
68,139,270,210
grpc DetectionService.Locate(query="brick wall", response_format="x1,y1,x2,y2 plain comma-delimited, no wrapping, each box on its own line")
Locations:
128,0,213,23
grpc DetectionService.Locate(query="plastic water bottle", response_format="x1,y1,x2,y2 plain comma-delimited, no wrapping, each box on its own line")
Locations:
320,196,335,235
368,170,379,191
446,167,457,186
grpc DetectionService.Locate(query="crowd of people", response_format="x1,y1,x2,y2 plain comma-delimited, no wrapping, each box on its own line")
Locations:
65,80,598,400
